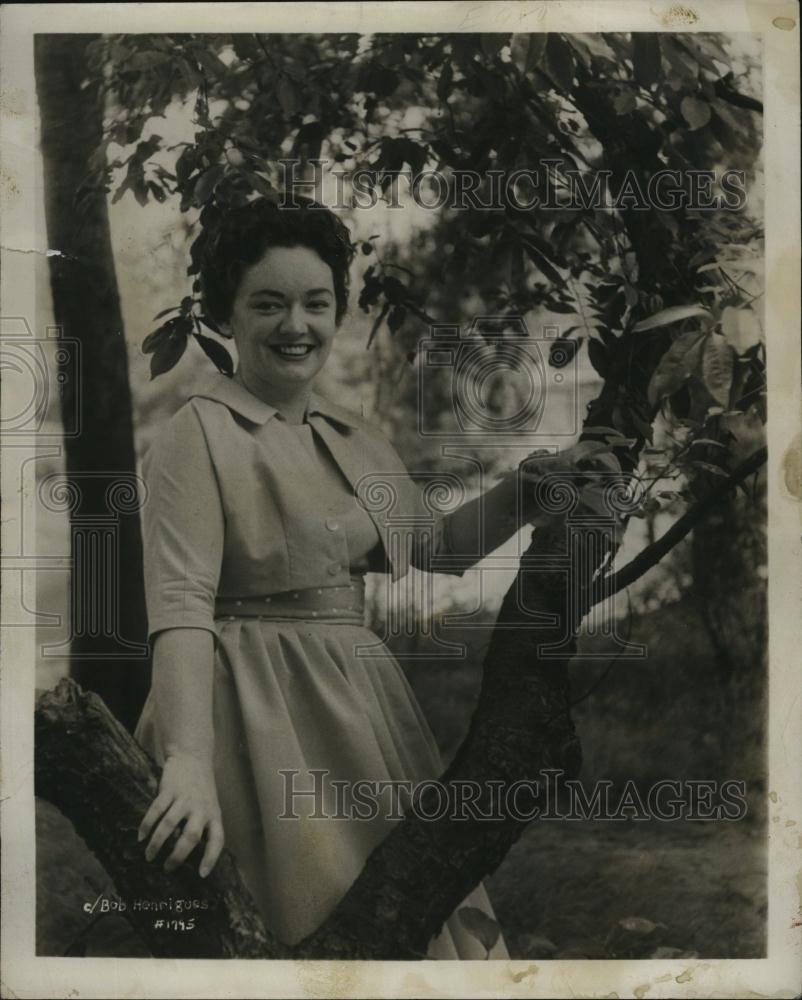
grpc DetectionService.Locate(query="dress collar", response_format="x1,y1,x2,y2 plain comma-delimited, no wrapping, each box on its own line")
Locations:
188,373,363,430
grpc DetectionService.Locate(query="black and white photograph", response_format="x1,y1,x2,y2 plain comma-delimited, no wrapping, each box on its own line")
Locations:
1,2,800,998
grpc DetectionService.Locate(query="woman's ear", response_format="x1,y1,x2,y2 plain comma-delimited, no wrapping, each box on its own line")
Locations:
218,318,233,338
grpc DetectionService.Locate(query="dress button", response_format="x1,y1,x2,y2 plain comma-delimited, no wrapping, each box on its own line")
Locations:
327,563,340,576
264,596,271,603
325,518,340,532
235,600,242,606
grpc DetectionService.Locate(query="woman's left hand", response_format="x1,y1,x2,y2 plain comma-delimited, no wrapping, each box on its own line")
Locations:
517,441,623,524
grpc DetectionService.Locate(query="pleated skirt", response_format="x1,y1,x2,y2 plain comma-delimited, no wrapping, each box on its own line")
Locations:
135,614,509,959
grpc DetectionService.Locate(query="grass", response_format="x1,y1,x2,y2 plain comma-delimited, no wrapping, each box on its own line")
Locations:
391,594,768,959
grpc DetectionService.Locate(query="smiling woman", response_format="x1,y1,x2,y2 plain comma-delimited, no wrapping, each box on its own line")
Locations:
198,199,354,423
222,245,339,422
133,196,575,957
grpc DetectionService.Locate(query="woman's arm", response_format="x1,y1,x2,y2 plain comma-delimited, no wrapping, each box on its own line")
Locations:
439,471,523,562
433,446,607,569
138,628,224,878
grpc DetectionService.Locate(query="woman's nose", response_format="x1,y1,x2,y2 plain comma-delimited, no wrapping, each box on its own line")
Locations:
280,303,309,335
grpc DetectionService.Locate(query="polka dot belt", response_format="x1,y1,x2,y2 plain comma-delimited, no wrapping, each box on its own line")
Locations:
215,576,365,624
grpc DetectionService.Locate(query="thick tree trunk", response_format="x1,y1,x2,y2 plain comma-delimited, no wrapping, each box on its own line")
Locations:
35,680,279,959
34,34,150,730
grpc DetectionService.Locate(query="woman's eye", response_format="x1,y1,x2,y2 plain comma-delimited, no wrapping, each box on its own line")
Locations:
253,302,281,313
308,301,330,311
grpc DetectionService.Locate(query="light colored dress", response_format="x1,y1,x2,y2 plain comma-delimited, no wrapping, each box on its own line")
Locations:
134,373,509,959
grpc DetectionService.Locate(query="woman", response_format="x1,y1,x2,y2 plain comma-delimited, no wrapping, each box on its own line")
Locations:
134,197,559,958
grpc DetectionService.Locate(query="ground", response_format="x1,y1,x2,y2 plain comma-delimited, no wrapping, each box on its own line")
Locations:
36,798,765,959
486,818,766,959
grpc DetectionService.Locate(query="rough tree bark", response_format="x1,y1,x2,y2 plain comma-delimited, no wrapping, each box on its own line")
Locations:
34,34,149,730
35,680,279,959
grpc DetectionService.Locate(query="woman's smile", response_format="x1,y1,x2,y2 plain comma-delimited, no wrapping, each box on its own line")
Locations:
269,341,318,360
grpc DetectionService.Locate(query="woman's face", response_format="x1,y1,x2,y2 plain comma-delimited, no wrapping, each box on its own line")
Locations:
222,245,338,394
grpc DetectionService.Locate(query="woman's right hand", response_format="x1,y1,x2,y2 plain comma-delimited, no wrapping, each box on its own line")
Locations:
138,752,224,878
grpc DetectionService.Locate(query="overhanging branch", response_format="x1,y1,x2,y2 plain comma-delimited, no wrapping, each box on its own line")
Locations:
589,445,768,608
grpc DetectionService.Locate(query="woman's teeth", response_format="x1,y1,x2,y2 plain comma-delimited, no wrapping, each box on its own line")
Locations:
272,344,315,358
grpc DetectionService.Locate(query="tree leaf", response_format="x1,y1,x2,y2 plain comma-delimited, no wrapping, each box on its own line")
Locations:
545,34,575,93
632,305,712,332
195,333,233,375
480,33,511,59
150,328,188,379
231,34,263,62
142,326,169,355
587,337,610,378
125,50,172,72
632,34,662,90
583,425,625,438
199,312,224,336
143,315,191,354
387,305,407,335
701,332,735,406
194,48,229,80
366,301,390,349
690,459,730,477
660,36,699,83
521,238,565,287
721,305,762,354
680,96,712,131
690,438,728,449
357,62,400,98
192,164,225,207
457,906,500,954
647,330,706,406
437,60,453,103
525,34,548,74
277,76,300,116
152,305,180,322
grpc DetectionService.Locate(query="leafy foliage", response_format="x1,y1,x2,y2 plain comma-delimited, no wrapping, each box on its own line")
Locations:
83,30,764,513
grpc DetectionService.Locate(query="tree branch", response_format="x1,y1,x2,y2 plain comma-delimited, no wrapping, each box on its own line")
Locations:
589,446,768,608
35,680,284,959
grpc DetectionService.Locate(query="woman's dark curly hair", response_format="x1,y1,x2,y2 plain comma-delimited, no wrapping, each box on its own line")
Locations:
199,196,356,328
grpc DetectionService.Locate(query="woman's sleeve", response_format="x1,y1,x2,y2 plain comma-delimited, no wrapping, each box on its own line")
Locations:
369,428,466,578
140,403,225,644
